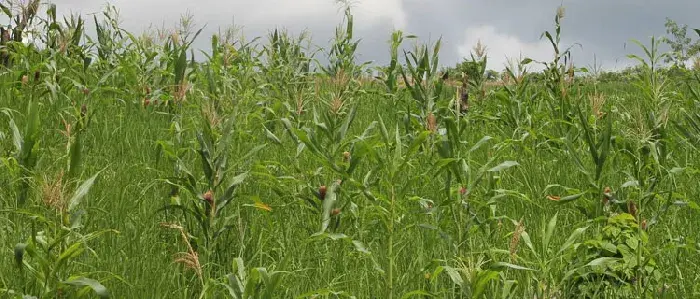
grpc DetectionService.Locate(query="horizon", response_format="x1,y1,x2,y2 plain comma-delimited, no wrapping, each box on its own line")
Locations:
2,0,698,72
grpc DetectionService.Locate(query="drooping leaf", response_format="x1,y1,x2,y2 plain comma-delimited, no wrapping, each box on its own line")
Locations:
62,276,110,298
586,257,620,267
488,161,519,172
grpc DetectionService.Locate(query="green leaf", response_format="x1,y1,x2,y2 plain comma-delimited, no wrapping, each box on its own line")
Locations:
520,231,537,258
472,270,499,299
0,3,11,18
469,136,492,153
62,276,110,298
217,172,249,213
67,171,101,212
586,257,619,267
338,105,357,142
8,117,21,154
577,104,599,166
393,124,403,168
67,131,82,179
621,180,639,188
56,243,85,268
174,48,188,85
488,161,519,172
557,226,588,255
543,213,558,250
320,181,341,233
490,262,536,271
239,144,266,163
378,114,390,144
596,113,613,180
406,130,430,157
556,192,586,203
352,240,370,254
669,167,685,175
401,290,436,298
442,266,464,287
263,126,282,145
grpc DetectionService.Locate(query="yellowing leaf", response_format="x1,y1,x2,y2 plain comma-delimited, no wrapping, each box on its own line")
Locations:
253,202,272,212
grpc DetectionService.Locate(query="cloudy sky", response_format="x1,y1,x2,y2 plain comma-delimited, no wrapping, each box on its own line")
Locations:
26,0,700,71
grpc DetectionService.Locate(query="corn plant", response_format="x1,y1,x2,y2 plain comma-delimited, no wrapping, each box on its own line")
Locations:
376,30,414,97
217,257,287,299
159,111,265,275
493,58,537,131
319,3,368,79
9,81,41,206
0,0,41,67
674,72,700,149
259,28,314,124
398,37,447,135
9,171,117,298
523,6,581,137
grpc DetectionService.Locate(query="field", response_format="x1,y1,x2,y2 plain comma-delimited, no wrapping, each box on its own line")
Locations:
2,2,700,298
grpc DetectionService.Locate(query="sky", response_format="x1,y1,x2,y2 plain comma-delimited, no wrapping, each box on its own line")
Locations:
10,0,700,71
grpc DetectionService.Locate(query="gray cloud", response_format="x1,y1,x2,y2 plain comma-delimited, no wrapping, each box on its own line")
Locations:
26,0,700,71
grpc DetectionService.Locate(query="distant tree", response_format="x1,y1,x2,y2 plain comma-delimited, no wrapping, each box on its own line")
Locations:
485,69,499,81
662,18,700,68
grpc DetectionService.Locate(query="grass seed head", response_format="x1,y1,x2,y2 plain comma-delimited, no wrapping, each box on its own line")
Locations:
590,92,607,119
160,223,203,281
41,171,65,214
509,218,525,260
473,39,487,59
556,6,566,20
329,94,345,114
693,56,700,71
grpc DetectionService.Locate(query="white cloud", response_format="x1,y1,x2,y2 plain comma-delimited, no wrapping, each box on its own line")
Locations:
457,25,554,71
50,0,408,33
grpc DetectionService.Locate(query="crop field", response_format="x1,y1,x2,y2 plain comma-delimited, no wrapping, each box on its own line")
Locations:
1,1,700,298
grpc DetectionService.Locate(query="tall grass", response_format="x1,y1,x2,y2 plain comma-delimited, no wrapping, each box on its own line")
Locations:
1,2,699,298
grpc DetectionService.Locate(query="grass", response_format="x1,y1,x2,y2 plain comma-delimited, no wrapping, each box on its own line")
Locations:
1,1,700,298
